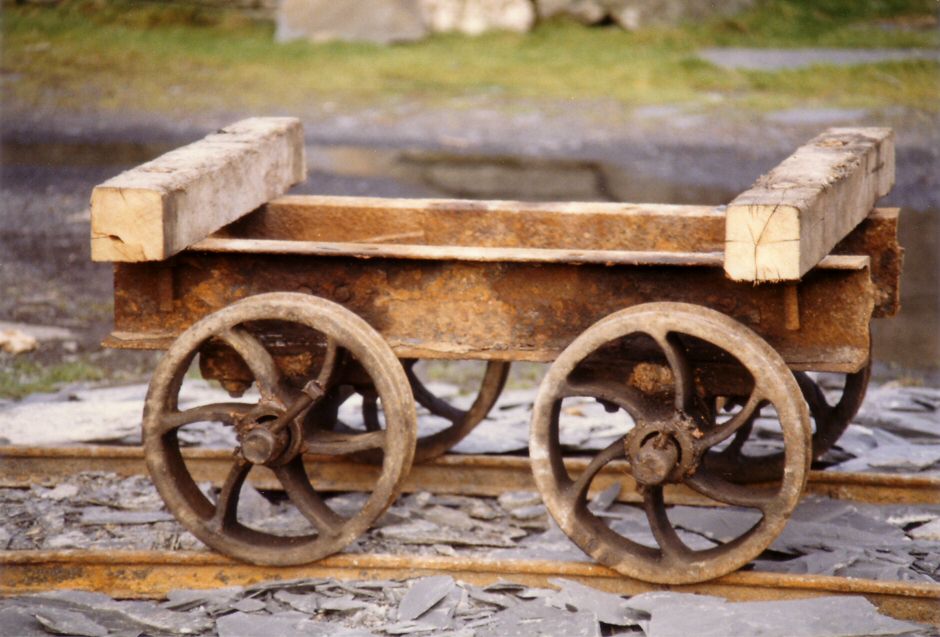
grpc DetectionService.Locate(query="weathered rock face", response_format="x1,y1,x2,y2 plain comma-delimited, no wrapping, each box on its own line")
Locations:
420,0,537,36
536,0,755,30
276,0,429,44
535,0,607,25
607,0,754,30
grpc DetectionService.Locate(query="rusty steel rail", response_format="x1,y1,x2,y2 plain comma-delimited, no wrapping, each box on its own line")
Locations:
2,445,939,506
0,549,937,624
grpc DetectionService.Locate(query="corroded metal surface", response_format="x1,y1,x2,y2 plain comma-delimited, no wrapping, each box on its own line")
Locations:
222,198,900,318
109,254,875,373
833,208,902,318
2,551,937,624
530,303,811,584
142,293,416,566
4,446,939,506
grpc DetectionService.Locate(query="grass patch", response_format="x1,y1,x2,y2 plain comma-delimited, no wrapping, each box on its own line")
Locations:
1,0,938,119
0,357,106,400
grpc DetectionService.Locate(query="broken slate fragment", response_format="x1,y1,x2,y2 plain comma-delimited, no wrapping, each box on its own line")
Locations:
230,597,267,613
272,590,320,614
215,611,325,637
643,595,923,637
0,606,49,637
474,599,601,637
382,619,438,635
910,518,940,541
497,491,542,512
33,608,109,637
317,595,374,613
831,443,940,473
414,586,461,629
398,576,456,621
547,578,642,627
79,507,175,526
162,587,244,612
588,483,621,512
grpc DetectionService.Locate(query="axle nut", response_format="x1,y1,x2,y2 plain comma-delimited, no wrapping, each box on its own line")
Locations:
242,428,281,465
632,434,679,486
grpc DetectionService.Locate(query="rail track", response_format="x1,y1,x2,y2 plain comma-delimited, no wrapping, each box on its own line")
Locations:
2,445,939,506
2,550,938,624
1,444,939,625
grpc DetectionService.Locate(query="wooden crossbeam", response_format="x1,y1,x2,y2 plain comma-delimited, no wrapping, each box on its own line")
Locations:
90,117,306,262
724,127,894,283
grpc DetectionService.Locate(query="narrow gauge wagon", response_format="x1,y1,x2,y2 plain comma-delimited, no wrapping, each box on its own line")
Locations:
92,119,900,584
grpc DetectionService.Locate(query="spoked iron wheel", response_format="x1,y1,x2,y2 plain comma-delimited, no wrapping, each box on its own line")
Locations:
341,360,509,463
405,360,509,462
705,362,871,483
143,292,416,566
530,302,810,584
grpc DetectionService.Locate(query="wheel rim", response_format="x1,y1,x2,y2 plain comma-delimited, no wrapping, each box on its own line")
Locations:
349,360,509,463
705,362,870,483
406,360,509,462
530,302,810,584
143,292,416,566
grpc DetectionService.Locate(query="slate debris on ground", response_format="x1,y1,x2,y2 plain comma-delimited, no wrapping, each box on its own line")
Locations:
0,577,932,637
4,466,940,584
2,379,937,473
1,379,939,634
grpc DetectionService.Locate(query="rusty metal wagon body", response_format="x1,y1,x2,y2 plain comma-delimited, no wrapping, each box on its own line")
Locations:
94,119,901,584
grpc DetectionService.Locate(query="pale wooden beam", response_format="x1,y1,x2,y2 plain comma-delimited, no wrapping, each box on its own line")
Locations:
724,127,894,283
90,117,306,262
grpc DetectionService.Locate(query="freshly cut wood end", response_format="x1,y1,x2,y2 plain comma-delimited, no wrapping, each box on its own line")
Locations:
724,202,802,282
724,127,894,283
90,117,306,262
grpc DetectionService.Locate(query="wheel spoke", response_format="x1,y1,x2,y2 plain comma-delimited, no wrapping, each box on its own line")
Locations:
795,372,833,421
406,366,465,423
304,430,387,455
273,457,343,536
561,377,654,420
643,486,692,560
719,416,755,459
209,459,250,531
565,437,628,504
685,468,775,511
218,327,285,403
316,337,342,388
361,390,382,432
697,392,767,449
652,331,694,413
155,403,254,436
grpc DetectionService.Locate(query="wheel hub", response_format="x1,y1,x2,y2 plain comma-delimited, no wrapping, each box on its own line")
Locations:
626,411,705,485
241,427,287,465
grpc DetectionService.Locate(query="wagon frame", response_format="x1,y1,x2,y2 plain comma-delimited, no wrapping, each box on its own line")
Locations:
92,119,901,584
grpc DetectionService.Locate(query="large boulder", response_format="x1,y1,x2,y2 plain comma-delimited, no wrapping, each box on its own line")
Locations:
604,0,754,30
536,0,755,29
535,0,606,25
421,0,537,35
276,0,428,44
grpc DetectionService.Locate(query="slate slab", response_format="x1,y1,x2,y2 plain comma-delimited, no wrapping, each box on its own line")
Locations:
398,576,456,621
547,578,642,627
642,595,923,637
0,606,49,637
33,608,109,637
474,599,601,637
